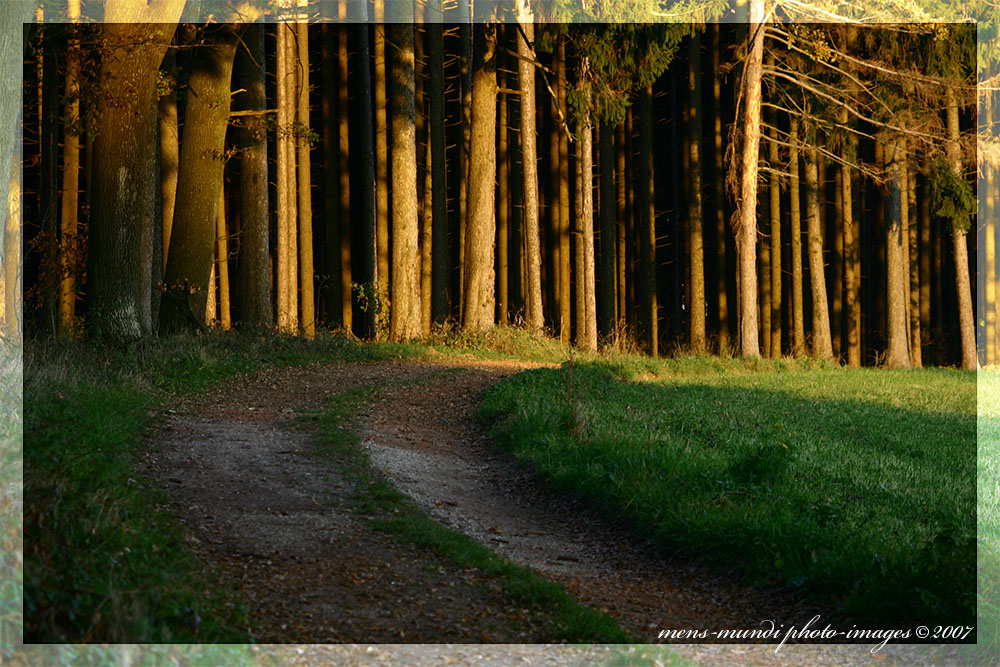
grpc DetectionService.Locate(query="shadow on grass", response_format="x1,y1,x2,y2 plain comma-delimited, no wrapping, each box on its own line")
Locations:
481,363,976,632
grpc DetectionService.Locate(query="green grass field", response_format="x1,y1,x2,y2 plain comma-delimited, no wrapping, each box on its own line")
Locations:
480,357,976,629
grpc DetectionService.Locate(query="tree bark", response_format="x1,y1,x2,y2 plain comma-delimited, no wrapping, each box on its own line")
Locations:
215,187,231,330
638,84,658,357
789,117,805,357
389,22,421,341
579,62,597,353
885,138,911,369
946,87,977,369
599,120,617,341
515,6,542,331
235,22,271,330
841,109,860,366
428,20,449,326
711,23,729,354
497,78,509,326
737,0,764,357
58,19,82,341
907,165,922,367
462,23,497,333
374,1,389,313
88,20,180,341
297,17,315,338
557,39,571,344
688,33,706,354
355,15,377,340
768,113,782,358
160,24,240,334
805,136,832,360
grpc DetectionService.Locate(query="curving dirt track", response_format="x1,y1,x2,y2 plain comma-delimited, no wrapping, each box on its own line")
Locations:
142,356,966,665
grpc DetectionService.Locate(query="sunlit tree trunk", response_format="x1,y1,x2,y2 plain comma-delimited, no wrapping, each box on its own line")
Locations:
688,32,706,354
579,60,597,352
516,2,542,331
389,20,421,341
737,0,764,357
374,0,389,315
805,133,832,360
57,12,82,341
497,78,509,325
557,39,571,344
710,23,729,354
599,120,616,341
946,87,977,369
296,15,315,338
841,106,860,367
275,18,296,333
463,23,497,332
428,19,449,325
355,12,376,340
884,138,911,369
215,187,231,330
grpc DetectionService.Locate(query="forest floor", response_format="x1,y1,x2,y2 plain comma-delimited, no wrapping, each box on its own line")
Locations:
140,355,967,666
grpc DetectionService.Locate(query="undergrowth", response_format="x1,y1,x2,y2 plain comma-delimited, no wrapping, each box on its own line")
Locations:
480,357,976,634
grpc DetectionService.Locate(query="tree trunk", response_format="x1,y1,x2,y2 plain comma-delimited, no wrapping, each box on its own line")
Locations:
374,1,389,313
789,117,805,357
884,138,911,369
160,24,240,333
638,85,658,357
805,136,832,360
737,0,764,357
688,32,706,354
907,165,922,367
215,187,231,330
58,20,82,341
275,18,298,333
235,22,271,330
599,120,616,341
579,64,597,352
946,88,977,369
428,20,449,326
768,113,782,358
88,21,179,341
841,110,860,366
355,15,377,340
389,21,421,341
463,23,497,333
297,17,315,338
557,39,571,344
711,23,729,354
497,79,509,325
514,7,542,331
336,18,352,330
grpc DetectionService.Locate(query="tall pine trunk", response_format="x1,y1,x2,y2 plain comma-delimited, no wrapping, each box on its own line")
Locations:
768,113,782,358
355,15,377,340
515,6,542,331
688,32,706,353
789,117,805,357
296,16,315,338
946,87,977,369
638,85,657,357
805,135,832,360
428,20,449,325
58,19,82,341
841,107,860,366
389,21,421,341
885,138,911,369
374,2,389,311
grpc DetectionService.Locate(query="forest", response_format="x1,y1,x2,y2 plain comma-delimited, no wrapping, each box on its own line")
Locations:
4,0,1000,662
5,0,991,369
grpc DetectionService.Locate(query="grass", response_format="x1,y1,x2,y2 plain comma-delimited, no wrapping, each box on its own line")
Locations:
479,356,976,630
975,370,1000,664
312,387,635,643
19,329,422,648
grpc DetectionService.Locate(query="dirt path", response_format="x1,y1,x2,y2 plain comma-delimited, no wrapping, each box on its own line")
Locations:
142,357,966,665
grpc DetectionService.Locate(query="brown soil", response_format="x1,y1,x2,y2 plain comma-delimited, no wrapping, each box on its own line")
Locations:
141,355,967,665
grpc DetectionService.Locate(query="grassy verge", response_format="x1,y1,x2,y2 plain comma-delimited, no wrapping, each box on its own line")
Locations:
313,388,635,643
480,357,976,630
20,330,421,647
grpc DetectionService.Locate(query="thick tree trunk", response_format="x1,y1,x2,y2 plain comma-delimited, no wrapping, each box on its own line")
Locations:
497,80,509,326
737,0,764,357
160,24,240,334
688,33,706,354
946,88,977,369
275,18,298,333
514,9,542,331
235,22,271,330
638,85,658,357
789,117,805,357
389,22,421,341
463,23,497,333
88,21,179,341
